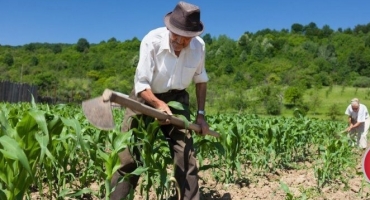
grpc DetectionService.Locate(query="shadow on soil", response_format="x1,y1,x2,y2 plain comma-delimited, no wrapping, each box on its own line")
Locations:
199,177,251,200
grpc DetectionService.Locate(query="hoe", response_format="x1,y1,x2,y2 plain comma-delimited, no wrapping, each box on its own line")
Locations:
82,88,220,137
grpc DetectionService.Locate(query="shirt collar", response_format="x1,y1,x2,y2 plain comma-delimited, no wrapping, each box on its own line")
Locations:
159,31,170,52
157,30,195,55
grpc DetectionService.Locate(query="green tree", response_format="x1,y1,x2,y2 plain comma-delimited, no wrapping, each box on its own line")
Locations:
238,34,248,46
266,97,281,115
304,22,319,37
90,59,104,70
251,43,264,61
107,37,118,49
353,23,370,34
327,103,341,120
257,84,282,115
347,52,359,71
320,25,334,38
228,90,248,112
284,86,302,105
202,33,213,45
365,35,370,48
51,44,62,54
34,72,58,96
24,43,36,52
291,23,304,34
343,28,353,34
309,92,322,115
108,37,117,43
30,56,39,66
76,38,90,52
3,53,14,66
224,64,234,74
1,21,370,107
353,76,370,88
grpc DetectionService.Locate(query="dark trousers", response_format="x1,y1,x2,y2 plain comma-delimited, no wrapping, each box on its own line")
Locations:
110,89,200,200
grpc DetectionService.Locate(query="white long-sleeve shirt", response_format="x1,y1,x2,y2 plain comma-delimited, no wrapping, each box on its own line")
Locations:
345,103,369,123
134,27,209,96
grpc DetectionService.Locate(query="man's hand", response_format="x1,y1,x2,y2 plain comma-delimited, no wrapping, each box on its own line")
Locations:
196,115,209,136
155,100,173,116
155,101,172,125
139,89,172,125
346,124,354,132
156,100,172,125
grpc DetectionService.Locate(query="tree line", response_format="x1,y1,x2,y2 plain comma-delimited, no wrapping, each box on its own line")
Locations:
1,22,370,115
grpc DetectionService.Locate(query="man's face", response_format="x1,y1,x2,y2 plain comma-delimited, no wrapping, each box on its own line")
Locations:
169,31,192,52
352,106,359,112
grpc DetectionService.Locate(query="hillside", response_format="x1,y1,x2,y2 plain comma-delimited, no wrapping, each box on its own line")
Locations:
1,22,370,118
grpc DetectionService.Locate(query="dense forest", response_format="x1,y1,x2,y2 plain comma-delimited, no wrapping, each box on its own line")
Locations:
1,22,370,115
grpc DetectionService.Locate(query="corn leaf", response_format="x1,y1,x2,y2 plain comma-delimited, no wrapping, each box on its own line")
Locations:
0,135,34,179
0,108,17,137
113,131,132,152
167,101,186,111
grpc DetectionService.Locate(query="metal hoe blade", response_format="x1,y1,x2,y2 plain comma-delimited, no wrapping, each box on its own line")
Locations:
82,96,115,130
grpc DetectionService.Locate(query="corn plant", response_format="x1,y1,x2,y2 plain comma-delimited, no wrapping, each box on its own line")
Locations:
314,138,355,189
0,102,54,200
109,101,193,200
100,129,133,199
0,100,359,199
0,101,109,199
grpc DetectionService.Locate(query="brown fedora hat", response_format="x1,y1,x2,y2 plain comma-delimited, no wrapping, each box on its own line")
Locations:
164,1,204,37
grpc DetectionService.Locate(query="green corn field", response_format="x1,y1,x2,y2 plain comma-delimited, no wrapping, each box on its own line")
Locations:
0,100,368,200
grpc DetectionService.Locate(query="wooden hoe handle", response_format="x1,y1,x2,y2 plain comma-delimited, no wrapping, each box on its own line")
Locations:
103,89,220,138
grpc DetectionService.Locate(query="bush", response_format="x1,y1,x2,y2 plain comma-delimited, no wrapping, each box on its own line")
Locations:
3,53,14,66
265,97,281,115
352,76,370,88
284,86,303,105
327,103,341,120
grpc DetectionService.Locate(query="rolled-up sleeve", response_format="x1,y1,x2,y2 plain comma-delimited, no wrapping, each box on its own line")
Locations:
345,105,351,116
134,41,154,96
358,105,367,122
193,42,209,83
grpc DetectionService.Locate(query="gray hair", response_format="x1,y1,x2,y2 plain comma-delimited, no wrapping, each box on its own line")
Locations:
351,98,359,106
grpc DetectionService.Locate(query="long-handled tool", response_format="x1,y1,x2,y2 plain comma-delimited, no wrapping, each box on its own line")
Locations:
333,129,348,139
82,89,220,137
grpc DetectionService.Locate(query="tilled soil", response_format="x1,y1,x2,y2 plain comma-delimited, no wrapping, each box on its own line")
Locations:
30,149,370,200
132,149,370,200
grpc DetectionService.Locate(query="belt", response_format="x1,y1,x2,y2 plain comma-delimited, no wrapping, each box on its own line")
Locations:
155,89,185,95
167,89,185,93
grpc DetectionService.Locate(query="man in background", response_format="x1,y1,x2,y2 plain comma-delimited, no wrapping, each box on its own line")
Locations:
345,98,370,149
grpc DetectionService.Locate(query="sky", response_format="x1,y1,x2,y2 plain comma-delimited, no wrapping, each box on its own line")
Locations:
1,0,370,46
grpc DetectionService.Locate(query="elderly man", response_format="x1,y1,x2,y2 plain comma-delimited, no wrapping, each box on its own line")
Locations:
345,98,370,149
110,1,209,200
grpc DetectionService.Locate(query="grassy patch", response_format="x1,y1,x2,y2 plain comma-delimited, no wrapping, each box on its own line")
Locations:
302,86,370,120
